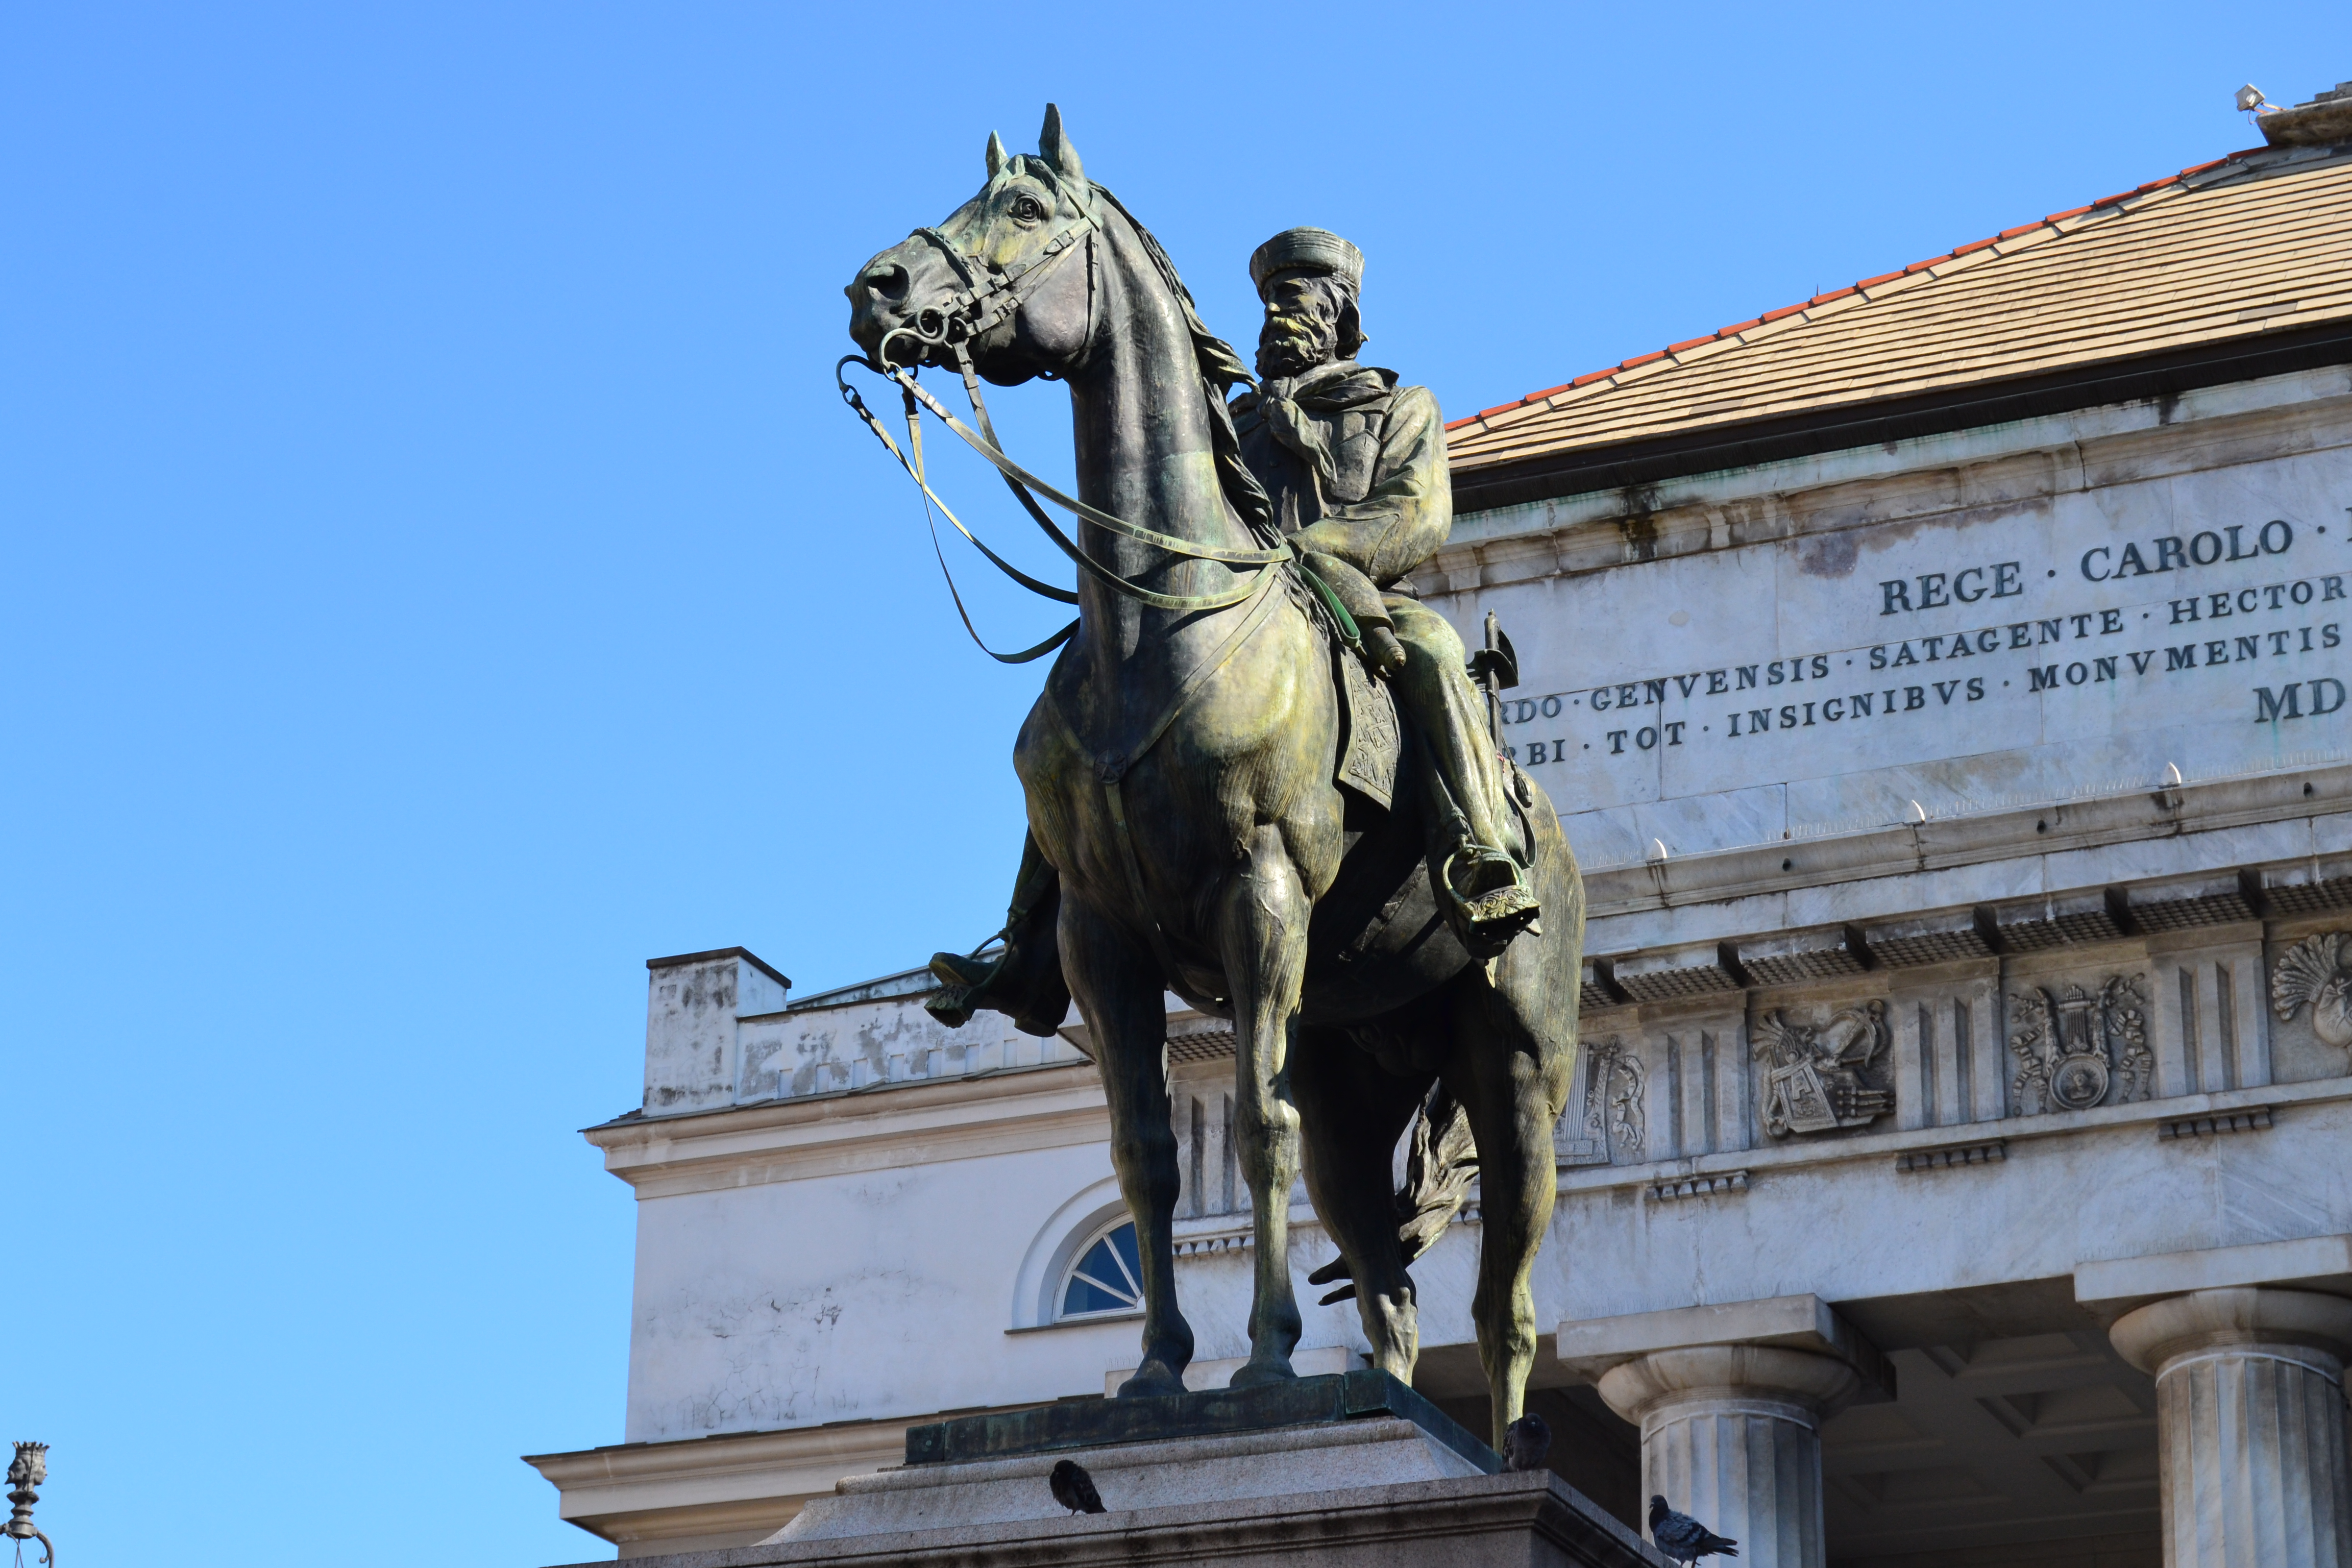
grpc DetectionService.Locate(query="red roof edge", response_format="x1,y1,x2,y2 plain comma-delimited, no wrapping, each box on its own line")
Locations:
1453,143,2273,437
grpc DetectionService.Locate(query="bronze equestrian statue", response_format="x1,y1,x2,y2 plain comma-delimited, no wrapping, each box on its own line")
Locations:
844,107,1583,1447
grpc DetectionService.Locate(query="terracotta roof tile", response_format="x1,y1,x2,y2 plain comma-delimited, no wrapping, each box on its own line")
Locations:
1446,144,2338,447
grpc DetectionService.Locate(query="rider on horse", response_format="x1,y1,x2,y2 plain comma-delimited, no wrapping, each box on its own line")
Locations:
929,227,1540,1035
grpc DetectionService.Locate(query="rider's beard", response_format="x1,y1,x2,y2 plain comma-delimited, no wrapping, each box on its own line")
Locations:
1256,309,1337,380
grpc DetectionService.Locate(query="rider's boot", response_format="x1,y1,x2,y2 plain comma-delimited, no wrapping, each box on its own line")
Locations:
1407,642,1539,955
926,834,1072,1037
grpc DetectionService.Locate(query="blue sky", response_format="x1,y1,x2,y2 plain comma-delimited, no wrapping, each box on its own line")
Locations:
4,5,2345,1563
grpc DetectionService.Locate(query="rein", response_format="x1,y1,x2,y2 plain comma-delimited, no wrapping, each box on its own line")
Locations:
837,185,1293,663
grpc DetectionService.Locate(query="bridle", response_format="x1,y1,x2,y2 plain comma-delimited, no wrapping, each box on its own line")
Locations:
836,170,1295,664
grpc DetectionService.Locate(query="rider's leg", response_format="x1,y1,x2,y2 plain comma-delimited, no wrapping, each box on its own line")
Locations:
926,832,1071,1036
1384,600,1538,946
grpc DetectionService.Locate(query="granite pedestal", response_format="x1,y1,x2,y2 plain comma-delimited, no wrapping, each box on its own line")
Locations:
547,1373,1668,1567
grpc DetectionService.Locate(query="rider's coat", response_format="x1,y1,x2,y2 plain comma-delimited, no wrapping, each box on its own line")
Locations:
1231,361,1452,589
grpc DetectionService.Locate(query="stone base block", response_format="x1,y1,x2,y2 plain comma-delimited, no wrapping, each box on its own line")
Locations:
548,1448,1665,1567
779,1419,1480,1542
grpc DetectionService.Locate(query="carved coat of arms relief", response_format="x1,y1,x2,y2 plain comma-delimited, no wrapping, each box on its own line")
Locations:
2008,974,2152,1115
2270,933,2352,1048
1579,1036,1646,1161
1752,1001,1894,1138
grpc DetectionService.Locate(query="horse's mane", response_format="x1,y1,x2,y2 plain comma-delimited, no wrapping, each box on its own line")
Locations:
1086,181,1278,541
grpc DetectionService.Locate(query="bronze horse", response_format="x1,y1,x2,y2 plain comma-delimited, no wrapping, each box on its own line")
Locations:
845,108,1583,1446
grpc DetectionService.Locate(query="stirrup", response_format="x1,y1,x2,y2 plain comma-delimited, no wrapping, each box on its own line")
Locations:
1441,847,1541,958
924,948,1004,1029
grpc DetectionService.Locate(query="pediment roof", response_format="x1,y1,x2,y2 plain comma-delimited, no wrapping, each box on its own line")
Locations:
1447,141,2352,507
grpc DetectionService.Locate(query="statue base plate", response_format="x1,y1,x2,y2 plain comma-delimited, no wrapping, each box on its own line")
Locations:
903,1368,1496,1471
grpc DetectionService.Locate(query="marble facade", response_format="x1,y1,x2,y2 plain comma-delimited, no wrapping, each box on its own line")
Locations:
529,366,2352,1565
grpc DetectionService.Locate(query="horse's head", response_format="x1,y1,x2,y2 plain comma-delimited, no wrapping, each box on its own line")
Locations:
847,105,1099,383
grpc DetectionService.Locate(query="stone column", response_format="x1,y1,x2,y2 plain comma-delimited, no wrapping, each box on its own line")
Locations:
1596,1345,1858,1568
2108,1287,2352,1567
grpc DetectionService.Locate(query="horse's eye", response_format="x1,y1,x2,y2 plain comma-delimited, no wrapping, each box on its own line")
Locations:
1012,196,1046,224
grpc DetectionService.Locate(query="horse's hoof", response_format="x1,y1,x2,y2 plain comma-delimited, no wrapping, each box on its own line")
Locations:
1226,1357,1298,1389
1116,1364,1188,1400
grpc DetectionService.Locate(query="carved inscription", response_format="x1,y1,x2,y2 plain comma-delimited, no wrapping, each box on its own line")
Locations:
2009,976,2152,1115
1493,514,2350,767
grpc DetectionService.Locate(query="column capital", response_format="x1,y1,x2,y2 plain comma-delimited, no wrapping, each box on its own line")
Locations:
1557,1293,1893,1426
2109,1285,2352,1376
1597,1344,1859,1429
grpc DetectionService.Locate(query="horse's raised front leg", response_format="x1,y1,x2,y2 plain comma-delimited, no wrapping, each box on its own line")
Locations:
1061,896,1194,1398
1219,827,1311,1387
1444,974,1573,1448
1293,1026,1429,1382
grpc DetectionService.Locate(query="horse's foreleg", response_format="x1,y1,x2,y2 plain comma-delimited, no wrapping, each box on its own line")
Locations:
1220,829,1309,1388
1293,1028,1429,1382
1445,984,1566,1449
1061,899,1194,1399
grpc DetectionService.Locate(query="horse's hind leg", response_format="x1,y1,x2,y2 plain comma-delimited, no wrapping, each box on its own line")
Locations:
1292,1027,1430,1381
1061,897,1194,1398
1443,971,1575,1448
1221,827,1310,1388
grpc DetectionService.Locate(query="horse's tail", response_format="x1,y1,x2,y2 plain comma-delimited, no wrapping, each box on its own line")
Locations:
1395,1084,1481,1265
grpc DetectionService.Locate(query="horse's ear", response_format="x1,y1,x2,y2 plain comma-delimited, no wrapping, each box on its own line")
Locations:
986,130,1007,179
1038,103,1084,187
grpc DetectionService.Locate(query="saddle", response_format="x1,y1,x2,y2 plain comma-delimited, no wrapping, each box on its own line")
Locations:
1292,549,1404,811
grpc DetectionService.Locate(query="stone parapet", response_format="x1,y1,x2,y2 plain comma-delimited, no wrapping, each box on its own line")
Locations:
544,1462,1667,1568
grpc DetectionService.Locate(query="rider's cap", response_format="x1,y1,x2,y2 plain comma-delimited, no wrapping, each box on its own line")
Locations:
1249,228,1365,296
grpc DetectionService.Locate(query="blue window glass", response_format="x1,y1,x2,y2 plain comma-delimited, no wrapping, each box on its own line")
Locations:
1059,1220,1143,1318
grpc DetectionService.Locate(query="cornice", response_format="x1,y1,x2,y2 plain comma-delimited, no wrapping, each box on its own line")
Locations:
589,1062,1109,1196
1582,759,2352,914
524,1416,924,1545
525,1418,911,1490
1555,1076,2352,1198
1431,365,2352,593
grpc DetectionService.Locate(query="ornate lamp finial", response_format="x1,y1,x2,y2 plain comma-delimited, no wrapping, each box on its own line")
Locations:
5,1442,54,1565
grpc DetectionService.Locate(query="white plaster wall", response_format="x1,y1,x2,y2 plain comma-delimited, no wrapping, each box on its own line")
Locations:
623,1135,1137,1442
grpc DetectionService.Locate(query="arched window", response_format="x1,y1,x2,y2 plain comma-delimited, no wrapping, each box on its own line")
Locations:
1058,1219,1143,1319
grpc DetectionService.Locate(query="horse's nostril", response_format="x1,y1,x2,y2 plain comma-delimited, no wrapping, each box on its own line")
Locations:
862,262,910,304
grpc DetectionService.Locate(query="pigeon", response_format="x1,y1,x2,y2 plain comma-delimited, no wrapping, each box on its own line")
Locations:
1649,1494,1738,1564
1502,1412,1551,1473
1049,1458,1106,1515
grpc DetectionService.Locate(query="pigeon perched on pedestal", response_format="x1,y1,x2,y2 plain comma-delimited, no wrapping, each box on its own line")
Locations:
1049,1458,1106,1515
1502,1412,1551,1472
1649,1494,1738,1564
